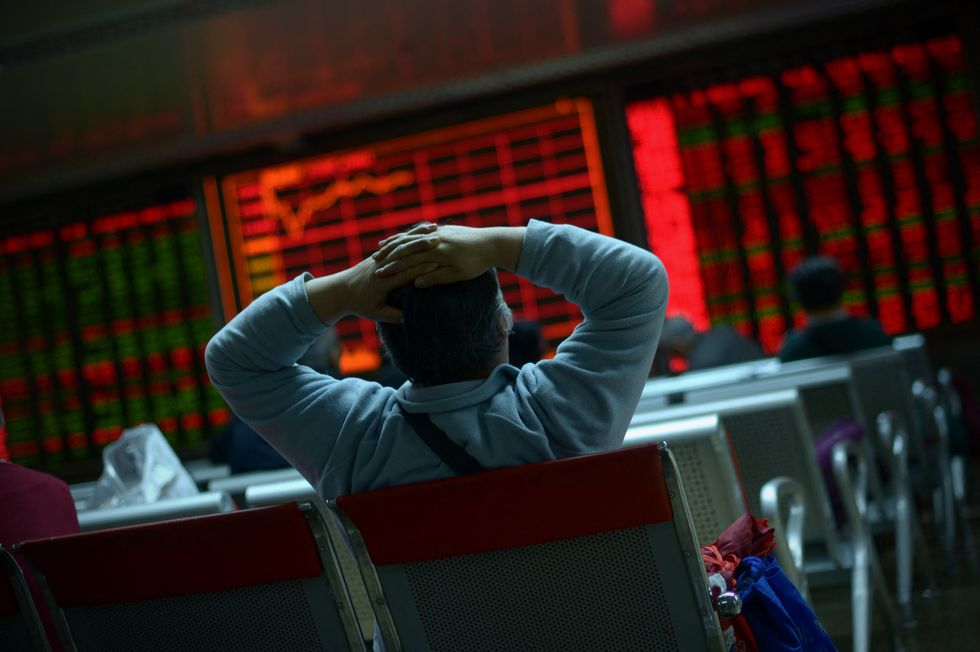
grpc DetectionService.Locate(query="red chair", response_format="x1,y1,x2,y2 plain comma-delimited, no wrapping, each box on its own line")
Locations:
1,545,49,651
19,503,366,651
333,442,725,651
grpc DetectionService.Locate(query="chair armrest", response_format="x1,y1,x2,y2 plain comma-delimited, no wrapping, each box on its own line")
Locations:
760,476,808,601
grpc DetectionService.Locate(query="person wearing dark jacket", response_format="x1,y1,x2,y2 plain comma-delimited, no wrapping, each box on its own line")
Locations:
779,256,891,362
657,316,765,373
0,406,80,649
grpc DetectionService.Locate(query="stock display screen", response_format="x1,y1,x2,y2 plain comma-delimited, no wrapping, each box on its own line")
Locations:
216,99,613,372
628,34,979,353
0,198,229,469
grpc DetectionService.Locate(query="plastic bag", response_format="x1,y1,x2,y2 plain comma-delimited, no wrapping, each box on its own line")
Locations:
89,424,199,509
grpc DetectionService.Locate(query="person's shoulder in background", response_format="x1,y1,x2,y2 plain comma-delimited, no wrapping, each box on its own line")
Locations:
777,328,818,363
689,325,765,370
846,316,892,346
0,462,80,543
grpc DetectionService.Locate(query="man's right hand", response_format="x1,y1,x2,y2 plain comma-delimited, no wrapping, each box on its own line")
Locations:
373,223,525,288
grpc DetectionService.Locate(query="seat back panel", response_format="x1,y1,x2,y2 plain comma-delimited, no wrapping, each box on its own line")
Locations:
375,523,709,652
22,504,322,607
63,577,345,652
19,504,366,651
0,614,35,652
338,444,672,565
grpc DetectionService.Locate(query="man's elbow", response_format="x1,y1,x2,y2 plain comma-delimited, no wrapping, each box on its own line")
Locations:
638,254,669,312
203,335,229,385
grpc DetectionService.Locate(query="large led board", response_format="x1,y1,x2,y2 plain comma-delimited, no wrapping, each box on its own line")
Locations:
628,33,980,353
0,197,229,470
215,99,613,372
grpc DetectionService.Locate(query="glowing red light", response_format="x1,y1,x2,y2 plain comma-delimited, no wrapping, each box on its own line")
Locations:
627,97,710,330
626,33,979,351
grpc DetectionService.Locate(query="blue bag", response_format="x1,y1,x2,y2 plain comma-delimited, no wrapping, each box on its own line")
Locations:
735,555,836,652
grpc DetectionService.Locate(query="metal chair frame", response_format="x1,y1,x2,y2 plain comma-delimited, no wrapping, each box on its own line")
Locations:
759,476,809,602
243,479,378,640
832,441,902,652
75,490,235,532
0,545,50,652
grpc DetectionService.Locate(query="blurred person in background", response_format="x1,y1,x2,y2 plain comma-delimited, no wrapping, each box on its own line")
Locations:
656,315,765,374
0,403,79,650
779,256,891,362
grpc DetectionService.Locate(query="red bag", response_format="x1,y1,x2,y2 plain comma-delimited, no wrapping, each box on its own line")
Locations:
702,514,777,652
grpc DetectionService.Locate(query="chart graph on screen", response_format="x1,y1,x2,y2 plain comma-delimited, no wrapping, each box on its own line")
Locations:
215,99,613,373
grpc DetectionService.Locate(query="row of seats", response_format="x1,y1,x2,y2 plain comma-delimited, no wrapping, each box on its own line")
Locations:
3,443,728,651
627,335,972,652
21,333,964,651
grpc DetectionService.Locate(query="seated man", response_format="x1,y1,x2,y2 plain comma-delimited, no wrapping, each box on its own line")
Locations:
205,220,667,498
779,256,891,362
656,316,764,373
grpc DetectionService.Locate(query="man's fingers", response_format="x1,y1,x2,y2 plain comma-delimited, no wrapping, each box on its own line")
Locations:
413,267,459,288
373,233,439,262
374,306,404,324
372,237,405,261
386,236,440,262
375,250,441,277
376,260,439,286
377,222,436,248
401,262,440,279
406,222,438,236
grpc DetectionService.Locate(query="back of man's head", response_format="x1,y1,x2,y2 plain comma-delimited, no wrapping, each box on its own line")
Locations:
377,270,512,387
789,256,845,312
660,316,697,355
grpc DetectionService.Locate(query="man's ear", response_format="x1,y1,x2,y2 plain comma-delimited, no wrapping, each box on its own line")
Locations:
496,314,511,340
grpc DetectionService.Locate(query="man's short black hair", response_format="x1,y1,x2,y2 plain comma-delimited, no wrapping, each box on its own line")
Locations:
508,321,544,367
377,270,511,387
789,256,845,312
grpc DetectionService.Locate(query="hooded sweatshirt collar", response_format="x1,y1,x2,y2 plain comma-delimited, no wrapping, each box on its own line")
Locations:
394,364,519,414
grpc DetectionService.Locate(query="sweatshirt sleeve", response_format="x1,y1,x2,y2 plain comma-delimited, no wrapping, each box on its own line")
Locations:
515,220,668,456
204,274,392,488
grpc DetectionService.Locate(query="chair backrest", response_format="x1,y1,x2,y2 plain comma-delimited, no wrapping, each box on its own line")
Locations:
0,545,48,652
207,467,304,503
244,478,317,508
19,503,366,652
333,444,724,652
892,334,932,386
624,415,748,545
636,360,773,413
631,390,837,552
845,348,920,447
688,361,863,437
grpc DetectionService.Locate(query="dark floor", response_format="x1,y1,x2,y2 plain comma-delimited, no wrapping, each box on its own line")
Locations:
811,472,980,651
